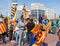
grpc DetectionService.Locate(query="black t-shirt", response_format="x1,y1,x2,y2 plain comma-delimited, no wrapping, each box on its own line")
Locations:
26,22,35,33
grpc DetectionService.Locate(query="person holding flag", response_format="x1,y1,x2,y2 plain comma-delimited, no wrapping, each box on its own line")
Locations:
26,18,35,46
17,15,25,46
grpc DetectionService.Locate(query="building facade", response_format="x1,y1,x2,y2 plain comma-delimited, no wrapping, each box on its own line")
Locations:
31,3,45,19
44,8,56,20
31,3,55,20
16,3,56,20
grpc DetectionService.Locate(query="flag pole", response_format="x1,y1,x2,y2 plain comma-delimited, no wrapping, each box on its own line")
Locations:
37,7,39,24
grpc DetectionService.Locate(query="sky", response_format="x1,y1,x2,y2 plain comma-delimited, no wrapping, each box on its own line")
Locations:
0,0,60,18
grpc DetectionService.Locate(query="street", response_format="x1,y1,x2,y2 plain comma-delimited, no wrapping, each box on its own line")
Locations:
0,34,59,46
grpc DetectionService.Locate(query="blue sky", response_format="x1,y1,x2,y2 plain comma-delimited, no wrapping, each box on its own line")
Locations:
0,0,60,18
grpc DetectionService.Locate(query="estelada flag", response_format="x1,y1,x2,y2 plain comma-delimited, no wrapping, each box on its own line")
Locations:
22,4,27,12
22,4,28,16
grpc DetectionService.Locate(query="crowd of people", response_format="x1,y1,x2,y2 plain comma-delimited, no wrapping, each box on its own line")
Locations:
0,15,60,46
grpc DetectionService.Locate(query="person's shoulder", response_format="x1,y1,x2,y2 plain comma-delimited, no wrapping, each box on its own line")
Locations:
26,22,30,25
33,22,35,24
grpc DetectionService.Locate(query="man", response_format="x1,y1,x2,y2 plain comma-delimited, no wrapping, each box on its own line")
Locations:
45,19,49,26
26,18,35,46
52,20,56,34
39,17,43,24
39,17,46,24
17,17,25,46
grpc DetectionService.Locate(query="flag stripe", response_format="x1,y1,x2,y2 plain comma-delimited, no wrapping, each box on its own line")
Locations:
0,22,6,34
1,23,6,32
0,27,3,34
3,22,6,32
0,24,4,34
31,24,40,34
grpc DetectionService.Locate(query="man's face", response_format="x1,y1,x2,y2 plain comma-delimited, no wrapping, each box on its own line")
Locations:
27,19,30,22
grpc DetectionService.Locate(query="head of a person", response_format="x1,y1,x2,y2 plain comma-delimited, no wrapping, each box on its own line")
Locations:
39,16,42,20
46,19,49,22
20,17,24,22
20,15,24,22
30,19,33,22
26,18,30,22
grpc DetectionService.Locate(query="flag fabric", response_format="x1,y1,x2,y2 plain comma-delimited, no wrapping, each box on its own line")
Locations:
13,10,17,24
36,31,47,44
32,32,47,46
0,21,6,34
11,14,14,19
22,4,29,18
10,10,17,24
22,4,27,13
34,24,47,44
47,21,52,32
31,24,40,34
8,16,12,25
32,24,50,46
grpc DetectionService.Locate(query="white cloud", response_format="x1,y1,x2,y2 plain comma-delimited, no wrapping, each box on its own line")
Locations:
17,5,23,10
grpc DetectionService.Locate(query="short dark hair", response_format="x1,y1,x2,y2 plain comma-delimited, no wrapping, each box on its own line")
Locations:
20,15,23,19
30,19,33,22
26,18,30,21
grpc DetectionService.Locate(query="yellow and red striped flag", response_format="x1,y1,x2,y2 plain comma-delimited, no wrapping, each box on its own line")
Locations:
32,24,48,46
31,24,40,34
0,22,6,34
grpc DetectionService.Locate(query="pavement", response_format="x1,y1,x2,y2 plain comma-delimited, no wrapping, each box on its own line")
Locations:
45,34,58,46
0,34,58,46
0,27,59,46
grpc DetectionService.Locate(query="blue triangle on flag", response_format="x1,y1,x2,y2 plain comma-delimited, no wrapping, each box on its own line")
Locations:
11,14,14,19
